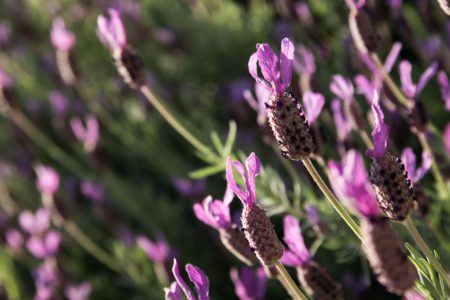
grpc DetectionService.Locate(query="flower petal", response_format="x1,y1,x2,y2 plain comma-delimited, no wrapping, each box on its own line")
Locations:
399,60,415,99
186,264,209,300
279,38,294,93
401,147,416,182
256,44,278,84
248,53,272,92
226,158,248,206
445,123,450,155
172,259,196,300
283,215,310,266
302,91,325,124
438,71,450,110
366,92,388,158
165,282,183,300
416,61,438,97
414,151,431,182
383,42,402,73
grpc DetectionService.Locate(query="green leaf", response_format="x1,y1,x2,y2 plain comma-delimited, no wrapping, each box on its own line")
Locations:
222,120,237,157
210,131,224,154
189,164,225,179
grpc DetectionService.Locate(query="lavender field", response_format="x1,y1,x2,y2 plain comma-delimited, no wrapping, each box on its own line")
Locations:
1,0,450,299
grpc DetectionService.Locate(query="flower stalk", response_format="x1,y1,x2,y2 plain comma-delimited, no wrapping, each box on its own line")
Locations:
275,261,308,300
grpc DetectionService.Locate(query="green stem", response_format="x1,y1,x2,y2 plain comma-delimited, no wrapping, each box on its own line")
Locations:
140,85,212,156
404,216,450,288
417,132,447,193
301,157,362,241
275,261,308,300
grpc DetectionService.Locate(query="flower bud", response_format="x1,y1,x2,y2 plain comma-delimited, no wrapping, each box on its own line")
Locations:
113,47,146,88
219,224,259,266
297,261,342,300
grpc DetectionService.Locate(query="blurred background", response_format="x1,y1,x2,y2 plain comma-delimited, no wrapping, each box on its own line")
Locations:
0,0,450,299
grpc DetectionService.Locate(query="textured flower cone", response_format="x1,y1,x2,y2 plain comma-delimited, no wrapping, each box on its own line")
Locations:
349,8,380,53
369,152,415,221
267,92,315,160
361,217,417,294
113,46,146,88
219,224,259,266
297,261,343,300
413,185,431,218
241,204,284,266
408,101,428,133
437,0,450,15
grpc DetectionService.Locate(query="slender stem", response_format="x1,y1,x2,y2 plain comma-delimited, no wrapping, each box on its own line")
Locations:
140,85,211,156
275,261,308,300
417,132,447,192
370,54,409,106
404,216,450,288
301,157,362,241
276,273,297,299
358,129,374,149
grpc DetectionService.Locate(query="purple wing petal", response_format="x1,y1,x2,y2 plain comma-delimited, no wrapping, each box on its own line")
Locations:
280,250,303,267
414,151,431,182
256,44,278,84
302,91,325,124
223,185,234,206
283,215,310,266
172,259,196,300
366,92,388,158
401,147,416,182
209,200,231,229
383,42,402,73
438,71,450,110
248,53,272,92
445,123,450,155
330,75,354,102
165,282,183,300
354,74,375,105
399,60,415,99
245,153,260,208
279,38,295,93
27,236,47,258
193,200,217,229
331,99,352,141
416,61,438,97
226,158,248,205
186,264,209,300
108,9,126,48
44,230,61,256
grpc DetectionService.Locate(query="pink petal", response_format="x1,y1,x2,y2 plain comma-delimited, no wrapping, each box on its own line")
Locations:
226,158,248,205
401,147,416,182
165,282,182,300
248,53,272,92
172,259,196,300
383,42,402,73
186,264,209,300
44,230,61,256
399,60,415,99
416,61,438,97
283,215,310,265
444,123,450,155
366,92,388,158
279,38,294,93
302,91,325,124
255,44,278,84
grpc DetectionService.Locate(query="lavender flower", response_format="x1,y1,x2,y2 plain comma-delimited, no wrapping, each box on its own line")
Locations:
35,165,60,197
248,38,294,95
168,258,210,300
230,267,267,300
172,177,206,199
302,91,325,125
81,180,105,204
26,230,61,259
445,123,450,154
19,208,51,235
293,44,316,77
70,114,100,153
399,60,438,100
243,83,270,126
226,153,283,265
136,235,171,263
165,281,183,300
401,148,431,184
48,91,69,117
5,228,24,251
50,17,76,52
438,71,450,110
331,99,352,142
64,282,92,300
33,261,58,300
97,9,126,54
193,195,231,230
330,75,354,103
280,215,311,267
366,92,389,159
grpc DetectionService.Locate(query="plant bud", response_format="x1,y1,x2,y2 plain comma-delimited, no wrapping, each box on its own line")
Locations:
297,261,343,300
113,47,146,88
219,224,258,266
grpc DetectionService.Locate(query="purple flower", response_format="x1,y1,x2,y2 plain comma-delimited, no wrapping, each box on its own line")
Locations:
165,281,183,300
35,165,60,196
0,21,11,47
328,150,380,218
81,180,105,203
248,38,295,95
19,208,51,235
170,258,210,300
330,75,354,103
243,83,270,126
136,235,171,263
280,215,311,267
5,228,23,251
438,71,450,110
401,148,431,184
345,0,365,10
295,3,312,24
354,74,377,105
97,8,126,53
64,282,92,300
48,91,69,117
50,17,76,51
293,44,316,76
230,267,267,300
70,114,100,153
226,153,260,209
171,177,206,198
305,204,320,225
444,123,450,155
302,91,325,124
0,67,13,89
403,290,426,300
399,60,438,100
331,99,352,142
193,194,231,230
26,230,61,259
33,261,58,300
366,92,389,158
